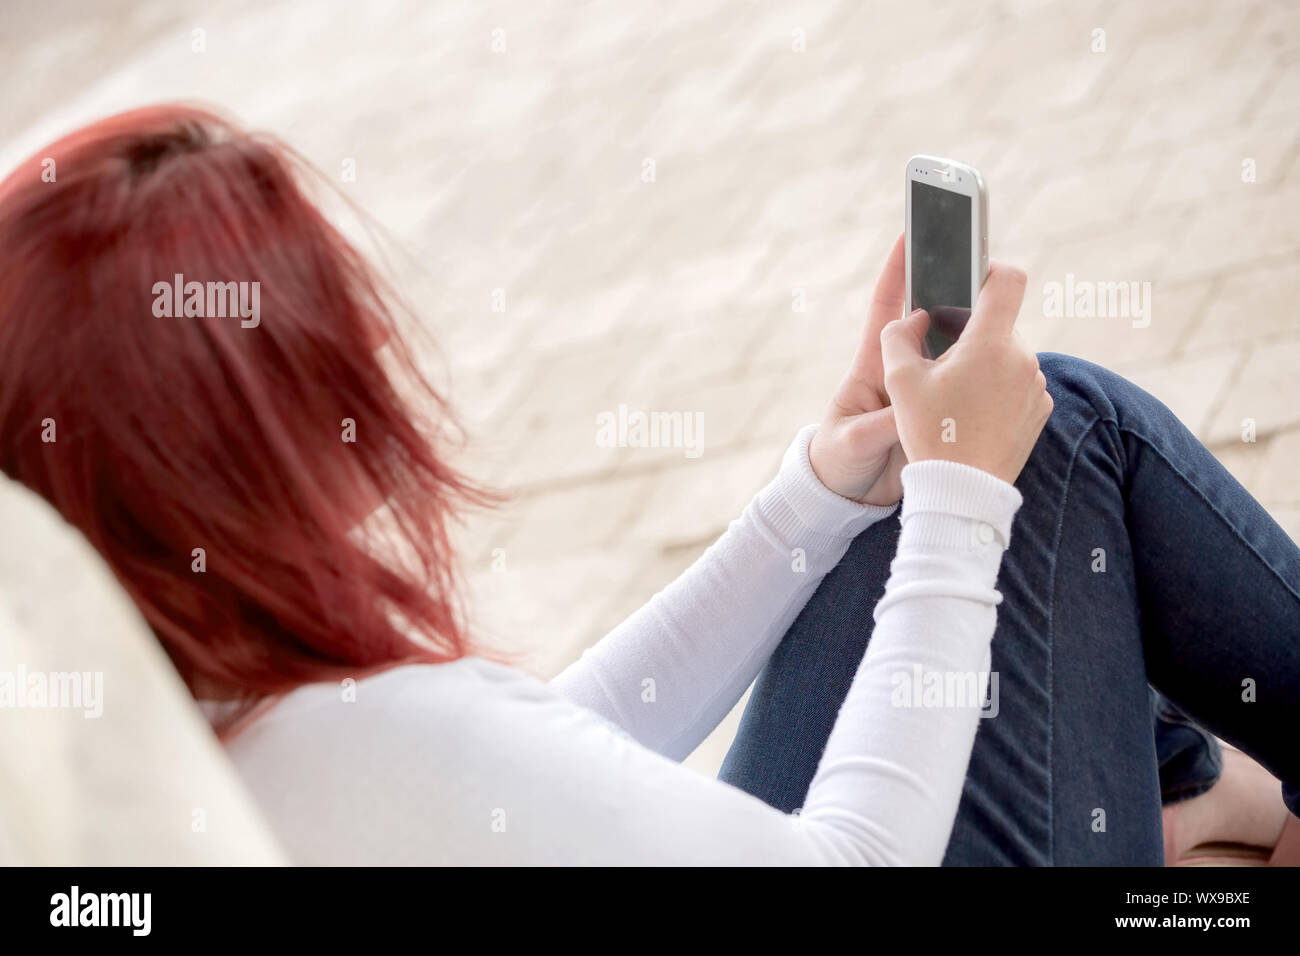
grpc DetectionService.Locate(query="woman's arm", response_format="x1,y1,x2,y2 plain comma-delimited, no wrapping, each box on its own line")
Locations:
545,455,1019,863
550,424,897,759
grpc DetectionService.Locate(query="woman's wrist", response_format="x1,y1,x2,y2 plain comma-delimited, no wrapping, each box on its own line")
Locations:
898,459,1023,550
756,426,898,556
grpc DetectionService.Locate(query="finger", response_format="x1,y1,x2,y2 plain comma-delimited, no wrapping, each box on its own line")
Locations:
880,308,928,382
965,261,1028,338
867,232,907,338
847,233,907,398
846,403,898,454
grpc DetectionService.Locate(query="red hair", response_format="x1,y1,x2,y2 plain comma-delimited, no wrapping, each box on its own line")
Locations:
0,105,491,715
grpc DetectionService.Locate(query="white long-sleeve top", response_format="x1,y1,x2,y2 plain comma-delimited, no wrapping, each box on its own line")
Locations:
226,425,1023,865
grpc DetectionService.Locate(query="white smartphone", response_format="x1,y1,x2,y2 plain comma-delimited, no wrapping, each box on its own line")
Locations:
904,154,988,358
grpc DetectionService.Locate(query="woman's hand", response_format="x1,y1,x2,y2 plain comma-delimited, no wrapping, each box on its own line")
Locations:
808,235,911,506
880,263,1052,485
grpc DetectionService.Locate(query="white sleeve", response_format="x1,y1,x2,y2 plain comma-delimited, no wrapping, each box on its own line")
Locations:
545,445,1022,865
550,425,898,759
800,457,1023,864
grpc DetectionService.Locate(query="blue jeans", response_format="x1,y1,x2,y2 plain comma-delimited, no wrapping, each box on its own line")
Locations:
719,353,1300,865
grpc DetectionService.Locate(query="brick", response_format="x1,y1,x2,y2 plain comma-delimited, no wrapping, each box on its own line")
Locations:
1207,337,1300,444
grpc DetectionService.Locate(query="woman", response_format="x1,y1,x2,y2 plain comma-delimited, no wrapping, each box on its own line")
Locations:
0,105,1294,865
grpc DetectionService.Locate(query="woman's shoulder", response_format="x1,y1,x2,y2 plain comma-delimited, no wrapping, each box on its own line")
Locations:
236,656,561,746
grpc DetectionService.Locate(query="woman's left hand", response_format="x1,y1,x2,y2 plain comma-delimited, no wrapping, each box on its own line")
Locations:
808,234,909,506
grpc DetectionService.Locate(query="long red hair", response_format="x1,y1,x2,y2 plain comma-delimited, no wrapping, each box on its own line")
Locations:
0,104,490,713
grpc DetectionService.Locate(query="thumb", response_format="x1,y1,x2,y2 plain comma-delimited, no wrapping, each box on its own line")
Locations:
846,403,898,453
880,308,929,378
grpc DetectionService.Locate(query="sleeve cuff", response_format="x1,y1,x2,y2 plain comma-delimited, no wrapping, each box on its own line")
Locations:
899,459,1023,549
755,425,898,555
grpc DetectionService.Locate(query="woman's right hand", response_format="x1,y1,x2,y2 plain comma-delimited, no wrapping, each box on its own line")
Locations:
880,263,1052,486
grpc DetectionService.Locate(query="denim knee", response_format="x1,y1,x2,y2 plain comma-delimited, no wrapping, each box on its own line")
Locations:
1037,352,1122,427
1031,351,1128,453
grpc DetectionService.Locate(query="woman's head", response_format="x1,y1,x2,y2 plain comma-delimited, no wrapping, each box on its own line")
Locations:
0,104,486,706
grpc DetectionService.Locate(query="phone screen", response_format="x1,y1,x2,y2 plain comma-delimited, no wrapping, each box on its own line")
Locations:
910,179,972,357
